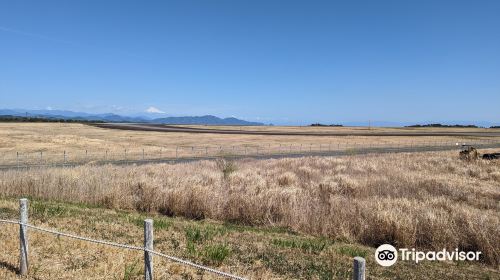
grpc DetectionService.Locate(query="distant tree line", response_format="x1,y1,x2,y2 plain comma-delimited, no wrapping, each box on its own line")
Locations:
310,123,343,127
490,126,500,129
405,123,480,128
0,115,104,123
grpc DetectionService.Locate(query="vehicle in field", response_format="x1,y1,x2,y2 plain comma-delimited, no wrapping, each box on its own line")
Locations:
458,144,499,160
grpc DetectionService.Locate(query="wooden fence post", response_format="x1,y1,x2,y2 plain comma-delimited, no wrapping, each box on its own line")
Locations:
144,219,154,280
19,198,29,276
353,256,366,280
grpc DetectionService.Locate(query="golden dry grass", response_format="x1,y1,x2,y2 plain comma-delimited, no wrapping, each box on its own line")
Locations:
1,150,499,271
0,198,499,279
1,123,497,165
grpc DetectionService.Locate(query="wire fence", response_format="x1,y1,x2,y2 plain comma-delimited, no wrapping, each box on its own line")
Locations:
0,198,247,279
0,198,369,279
1,138,499,169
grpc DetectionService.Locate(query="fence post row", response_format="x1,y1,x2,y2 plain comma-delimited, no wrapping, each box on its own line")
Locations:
10,140,500,168
19,198,29,275
144,219,154,280
7,140,500,168
8,198,373,279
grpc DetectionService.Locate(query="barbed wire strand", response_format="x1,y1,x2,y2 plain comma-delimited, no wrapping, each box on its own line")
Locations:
0,219,246,280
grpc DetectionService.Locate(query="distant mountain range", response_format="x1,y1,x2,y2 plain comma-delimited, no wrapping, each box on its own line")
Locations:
0,109,264,126
1,109,498,127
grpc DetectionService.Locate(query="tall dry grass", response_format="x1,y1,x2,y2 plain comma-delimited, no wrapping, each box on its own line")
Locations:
0,151,499,265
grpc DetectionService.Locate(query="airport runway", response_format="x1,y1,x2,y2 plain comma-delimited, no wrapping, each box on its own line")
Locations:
93,123,500,137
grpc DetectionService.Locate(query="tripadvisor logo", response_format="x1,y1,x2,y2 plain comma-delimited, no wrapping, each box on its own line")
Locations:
375,244,482,267
375,244,397,266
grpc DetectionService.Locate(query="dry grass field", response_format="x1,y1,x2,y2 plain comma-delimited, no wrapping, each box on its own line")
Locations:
1,197,498,280
1,123,498,165
1,150,499,279
0,123,499,278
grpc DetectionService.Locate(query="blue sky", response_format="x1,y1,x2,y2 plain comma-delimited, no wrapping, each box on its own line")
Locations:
1,0,499,125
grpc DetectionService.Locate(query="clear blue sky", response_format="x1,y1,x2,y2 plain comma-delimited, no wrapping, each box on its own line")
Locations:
1,0,499,125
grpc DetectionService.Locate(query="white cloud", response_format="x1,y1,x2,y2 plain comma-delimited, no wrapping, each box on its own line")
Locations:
146,106,165,114
46,106,53,110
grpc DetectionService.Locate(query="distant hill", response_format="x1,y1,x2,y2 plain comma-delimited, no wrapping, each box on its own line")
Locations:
406,123,479,128
0,109,263,126
152,115,262,125
0,115,104,123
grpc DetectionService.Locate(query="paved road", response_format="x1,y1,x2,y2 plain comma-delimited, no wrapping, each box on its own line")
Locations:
3,142,499,171
93,123,500,137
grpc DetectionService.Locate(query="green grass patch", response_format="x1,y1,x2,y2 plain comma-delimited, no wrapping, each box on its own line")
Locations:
222,221,297,235
271,237,330,254
129,215,171,230
0,206,17,217
30,200,68,220
154,219,171,230
185,224,227,244
202,244,231,265
335,245,368,258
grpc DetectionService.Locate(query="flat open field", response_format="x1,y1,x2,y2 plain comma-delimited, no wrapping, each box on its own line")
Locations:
0,150,499,279
1,123,499,166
